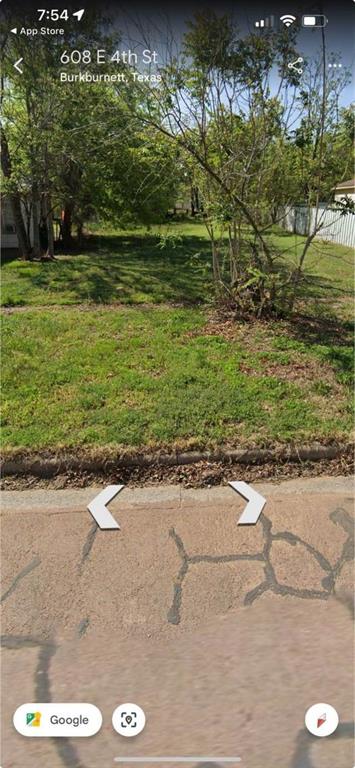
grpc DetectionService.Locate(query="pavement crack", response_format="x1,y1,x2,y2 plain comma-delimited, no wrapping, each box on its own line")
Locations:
2,634,86,765
167,508,352,625
167,560,189,625
1,556,41,604
247,507,355,608
190,553,264,564
74,521,99,633
272,530,333,572
273,583,329,601
1,634,53,650
330,507,354,537
168,528,189,625
321,573,335,591
79,521,98,572
335,536,354,571
78,617,90,638
331,507,354,583
35,638,87,768
35,638,57,701
169,526,188,558
244,581,269,605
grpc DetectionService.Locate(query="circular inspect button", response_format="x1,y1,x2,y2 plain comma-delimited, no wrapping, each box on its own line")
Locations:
305,703,339,737
112,703,146,737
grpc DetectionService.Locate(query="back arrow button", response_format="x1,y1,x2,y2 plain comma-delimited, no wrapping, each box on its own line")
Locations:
14,58,23,74
87,485,123,530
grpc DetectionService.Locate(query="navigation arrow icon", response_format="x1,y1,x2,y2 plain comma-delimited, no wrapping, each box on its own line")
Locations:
87,485,124,530
73,9,85,21
229,480,266,525
14,58,23,74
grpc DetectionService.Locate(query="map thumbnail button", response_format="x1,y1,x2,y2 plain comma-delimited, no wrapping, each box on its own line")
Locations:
13,703,102,737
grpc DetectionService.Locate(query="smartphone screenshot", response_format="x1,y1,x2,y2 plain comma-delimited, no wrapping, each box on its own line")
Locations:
1,1,354,766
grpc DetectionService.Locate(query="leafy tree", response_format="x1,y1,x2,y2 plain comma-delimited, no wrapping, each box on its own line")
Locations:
136,11,352,315
0,7,181,258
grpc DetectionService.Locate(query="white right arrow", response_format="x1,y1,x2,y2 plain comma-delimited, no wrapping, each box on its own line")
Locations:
229,480,266,525
87,485,124,530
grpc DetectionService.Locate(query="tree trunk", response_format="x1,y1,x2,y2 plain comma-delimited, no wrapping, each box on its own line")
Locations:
11,195,32,260
43,193,55,258
61,203,73,249
0,127,32,259
31,182,41,258
77,221,84,249
228,224,238,287
47,206,55,258
191,186,200,216
43,147,55,258
190,187,195,217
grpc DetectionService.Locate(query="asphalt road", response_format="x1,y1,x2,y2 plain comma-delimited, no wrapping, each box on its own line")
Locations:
1,476,354,768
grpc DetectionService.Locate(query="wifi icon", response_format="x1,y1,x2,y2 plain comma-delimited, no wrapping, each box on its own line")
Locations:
280,14,297,27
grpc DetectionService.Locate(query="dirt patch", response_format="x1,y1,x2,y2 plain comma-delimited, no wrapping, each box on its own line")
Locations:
184,310,350,397
241,354,329,381
186,308,353,347
185,313,240,341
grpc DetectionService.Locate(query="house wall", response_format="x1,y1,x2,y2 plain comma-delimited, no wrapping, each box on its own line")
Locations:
334,191,355,202
1,197,34,251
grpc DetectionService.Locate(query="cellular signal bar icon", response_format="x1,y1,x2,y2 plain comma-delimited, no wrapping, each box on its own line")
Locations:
255,15,274,28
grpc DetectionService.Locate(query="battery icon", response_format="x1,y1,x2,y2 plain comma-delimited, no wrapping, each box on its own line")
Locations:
302,14,328,27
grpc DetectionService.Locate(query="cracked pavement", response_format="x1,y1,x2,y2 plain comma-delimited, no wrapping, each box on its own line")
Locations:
1,476,354,767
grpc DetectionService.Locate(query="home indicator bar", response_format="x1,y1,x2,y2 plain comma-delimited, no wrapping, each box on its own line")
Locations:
114,759,242,764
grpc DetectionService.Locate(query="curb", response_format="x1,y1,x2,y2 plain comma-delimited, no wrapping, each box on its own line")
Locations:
1,444,351,478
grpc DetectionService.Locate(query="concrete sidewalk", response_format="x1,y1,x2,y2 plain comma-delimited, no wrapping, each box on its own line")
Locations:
2,474,353,513
1,476,354,768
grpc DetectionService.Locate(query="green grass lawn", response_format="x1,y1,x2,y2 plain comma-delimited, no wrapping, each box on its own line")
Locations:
1,222,353,452
2,222,353,309
2,306,352,450
1,225,213,307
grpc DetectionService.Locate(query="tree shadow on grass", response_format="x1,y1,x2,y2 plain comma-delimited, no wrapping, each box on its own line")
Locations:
1,249,20,265
25,232,213,305
284,312,353,385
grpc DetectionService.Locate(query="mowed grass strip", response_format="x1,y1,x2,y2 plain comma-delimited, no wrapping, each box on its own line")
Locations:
2,224,353,311
1,306,352,450
1,227,213,307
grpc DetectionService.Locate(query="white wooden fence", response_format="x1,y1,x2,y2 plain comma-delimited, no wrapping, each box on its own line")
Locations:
280,204,355,248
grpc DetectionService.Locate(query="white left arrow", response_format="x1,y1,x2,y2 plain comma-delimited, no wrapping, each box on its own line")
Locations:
87,485,124,529
229,480,266,525
14,58,23,74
